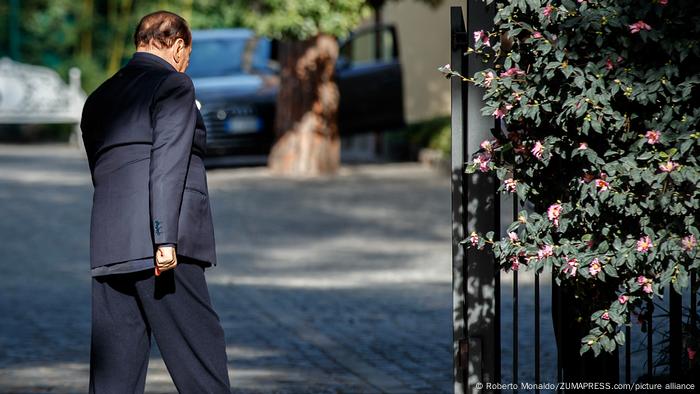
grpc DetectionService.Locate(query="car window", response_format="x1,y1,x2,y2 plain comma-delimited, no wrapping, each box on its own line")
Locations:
340,28,396,67
187,38,247,78
250,38,277,73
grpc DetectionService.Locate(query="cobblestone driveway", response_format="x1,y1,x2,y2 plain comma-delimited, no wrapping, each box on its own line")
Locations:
0,144,452,393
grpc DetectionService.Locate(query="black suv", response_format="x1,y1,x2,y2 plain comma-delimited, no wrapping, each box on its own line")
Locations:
186,26,405,160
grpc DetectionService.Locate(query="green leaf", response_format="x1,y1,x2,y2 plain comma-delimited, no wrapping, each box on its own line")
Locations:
580,343,591,356
673,266,689,294
603,264,618,278
614,331,626,346
496,167,507,181
637,152,654,161
526,0,542,12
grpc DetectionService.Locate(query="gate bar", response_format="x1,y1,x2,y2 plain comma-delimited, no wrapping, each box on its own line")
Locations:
462,0,500,391
625,324,631,384
692,273,697,335
556,284,563,387
450,6,469,393
669,289,682,376
534,272,540,393
512,198,519,392
647,301,653,378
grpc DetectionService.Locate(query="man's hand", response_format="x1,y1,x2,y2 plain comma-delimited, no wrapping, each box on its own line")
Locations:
155,245,177,275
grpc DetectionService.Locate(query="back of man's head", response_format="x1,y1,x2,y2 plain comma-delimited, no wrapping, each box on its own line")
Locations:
134,10,191,49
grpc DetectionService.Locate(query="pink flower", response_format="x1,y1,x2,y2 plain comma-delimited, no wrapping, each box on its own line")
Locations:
483,71,496,87
563,257,578,277
474,30,491,47
531,141,544,160
508,232,518,242
688,347,697,360
478,159,490,172
595,179,609,191
538,244,554,260
493,103,513,119
605,58,614,70
589,258,602,276
469,231,479,247
636,236,653,253
510,256,520,271
618,294,629,304
480,139,498,152
645,130,661,144
629,20,652,34
547,203,562,227
473,153,492,172
682,235,697,251
659,160,679,173
500,67,526,78
659,0,668,5
532,31,543,39
578,142,588,150
542,5,555,17
602,311,610,320
504,178,518,193
637,275,654,294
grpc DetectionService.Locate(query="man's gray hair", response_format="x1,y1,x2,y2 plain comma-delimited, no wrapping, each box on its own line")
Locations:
134,10,192,49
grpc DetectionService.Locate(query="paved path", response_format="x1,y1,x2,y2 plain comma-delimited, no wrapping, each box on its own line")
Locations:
0,144,452,393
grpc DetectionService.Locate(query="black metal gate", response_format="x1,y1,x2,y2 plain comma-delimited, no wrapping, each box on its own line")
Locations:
449,3,696,393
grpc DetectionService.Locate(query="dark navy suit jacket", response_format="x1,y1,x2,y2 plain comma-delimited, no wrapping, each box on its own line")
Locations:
81,52,216,270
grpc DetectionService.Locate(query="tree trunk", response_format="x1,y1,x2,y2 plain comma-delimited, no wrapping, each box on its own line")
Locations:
107,0,133,75
268,34,340,176
79,0,94,58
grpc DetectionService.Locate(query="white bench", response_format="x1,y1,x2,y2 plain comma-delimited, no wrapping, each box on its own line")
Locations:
0,57,86,147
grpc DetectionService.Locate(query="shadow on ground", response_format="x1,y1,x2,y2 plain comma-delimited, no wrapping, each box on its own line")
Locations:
0,144,452,394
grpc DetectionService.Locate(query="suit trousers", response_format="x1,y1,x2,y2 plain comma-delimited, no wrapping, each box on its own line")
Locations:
89,258,231,393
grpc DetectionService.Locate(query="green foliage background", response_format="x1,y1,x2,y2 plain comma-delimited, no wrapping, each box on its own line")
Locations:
1,0,449,93
0,0,249,93
0,0,381,92
244,0,368,40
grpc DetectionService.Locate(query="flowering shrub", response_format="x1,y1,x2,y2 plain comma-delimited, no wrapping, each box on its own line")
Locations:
449,0,699,356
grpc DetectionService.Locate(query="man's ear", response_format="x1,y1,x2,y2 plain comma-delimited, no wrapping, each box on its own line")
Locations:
173,38,185,63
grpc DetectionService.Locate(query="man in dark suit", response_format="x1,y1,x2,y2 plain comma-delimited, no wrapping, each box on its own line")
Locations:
81,10,230,393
